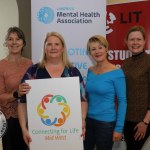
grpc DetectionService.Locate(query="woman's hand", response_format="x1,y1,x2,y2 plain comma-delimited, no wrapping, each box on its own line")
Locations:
18,83,31,96
113,132,122,142
22,128,32,147
81,119,86,140
134,122,148,141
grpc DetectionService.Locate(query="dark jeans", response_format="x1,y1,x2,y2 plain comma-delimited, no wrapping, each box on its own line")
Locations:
2,117,27,150
124,121,150,150
84,117,115,150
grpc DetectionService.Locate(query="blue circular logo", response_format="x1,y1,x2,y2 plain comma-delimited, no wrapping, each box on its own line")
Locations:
37,7,54,24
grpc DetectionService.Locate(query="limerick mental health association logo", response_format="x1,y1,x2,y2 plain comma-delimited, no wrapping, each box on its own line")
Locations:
37,7,54,24
0,111,7,138
37,94,70,127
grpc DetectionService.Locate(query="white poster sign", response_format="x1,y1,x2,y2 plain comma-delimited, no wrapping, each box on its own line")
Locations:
31,0,106,81
26,77,83,150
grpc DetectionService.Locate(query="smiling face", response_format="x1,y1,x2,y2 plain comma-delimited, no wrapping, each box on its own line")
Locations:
126,31,146,55
6,32,24,55
44,35,64,60
89,41,108,63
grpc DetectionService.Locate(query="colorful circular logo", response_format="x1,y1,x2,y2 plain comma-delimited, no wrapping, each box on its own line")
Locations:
37,94,70,127
37,7,54,24
0,111,7,138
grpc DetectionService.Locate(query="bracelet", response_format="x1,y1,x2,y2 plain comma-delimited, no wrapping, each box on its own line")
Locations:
142,121,149,125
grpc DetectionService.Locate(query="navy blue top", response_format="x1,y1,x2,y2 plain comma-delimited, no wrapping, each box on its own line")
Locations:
19,63,86,103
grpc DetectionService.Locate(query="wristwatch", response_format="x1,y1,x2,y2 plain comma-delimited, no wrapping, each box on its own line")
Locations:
142,120,149,125
13,91,20,99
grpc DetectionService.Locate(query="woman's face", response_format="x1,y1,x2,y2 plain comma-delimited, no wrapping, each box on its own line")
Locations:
6,32,24,54
45,36,64,60
89,41,107,63
126,31,146,55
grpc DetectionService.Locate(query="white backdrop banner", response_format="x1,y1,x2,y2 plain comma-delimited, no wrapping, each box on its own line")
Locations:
26,77,83,150
31,0,106,81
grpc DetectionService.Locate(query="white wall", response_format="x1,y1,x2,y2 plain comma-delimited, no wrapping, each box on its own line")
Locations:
0,0,18,60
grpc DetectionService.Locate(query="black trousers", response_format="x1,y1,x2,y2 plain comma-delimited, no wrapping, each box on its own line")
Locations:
2,117,27,150
124,121,150,150
84,118,115,150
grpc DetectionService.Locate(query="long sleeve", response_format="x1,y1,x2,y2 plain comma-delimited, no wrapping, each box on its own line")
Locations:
113,73,127,133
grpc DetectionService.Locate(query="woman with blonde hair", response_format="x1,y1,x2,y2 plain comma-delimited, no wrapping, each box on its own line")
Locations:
17,31,88,146
84,35,127,150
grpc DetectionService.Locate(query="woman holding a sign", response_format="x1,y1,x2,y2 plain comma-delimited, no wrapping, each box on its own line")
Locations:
122,25,150,150
17,31,88,146
0,27,32,150
84,35,127,150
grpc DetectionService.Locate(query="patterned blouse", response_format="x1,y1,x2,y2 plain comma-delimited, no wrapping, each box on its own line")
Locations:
19,63,86,103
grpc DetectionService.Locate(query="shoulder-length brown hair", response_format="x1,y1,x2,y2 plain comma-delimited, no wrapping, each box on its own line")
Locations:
4,26,26,52
125,25,146,41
